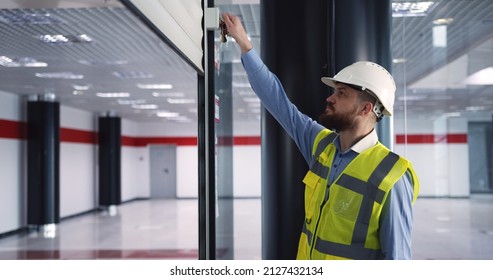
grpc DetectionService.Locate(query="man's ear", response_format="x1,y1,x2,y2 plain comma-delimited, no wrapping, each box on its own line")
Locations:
361,102,373,116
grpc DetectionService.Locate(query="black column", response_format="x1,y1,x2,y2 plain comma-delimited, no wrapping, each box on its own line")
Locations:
331,0,393,147
260,0,392,259
260,0,330,260
98,115,121,208
27,97,60,227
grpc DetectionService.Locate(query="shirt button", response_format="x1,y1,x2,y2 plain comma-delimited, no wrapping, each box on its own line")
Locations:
334,164,337,168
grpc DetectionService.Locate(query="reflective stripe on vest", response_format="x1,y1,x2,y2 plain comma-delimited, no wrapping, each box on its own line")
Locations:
315,237,381,259
302,223,313,246
309,133,337,179
350,152,399,246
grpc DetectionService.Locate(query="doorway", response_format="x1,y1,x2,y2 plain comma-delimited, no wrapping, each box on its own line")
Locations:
149,145,177,198
468,122,493,193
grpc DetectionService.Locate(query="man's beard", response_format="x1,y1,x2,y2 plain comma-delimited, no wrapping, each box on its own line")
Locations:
318,105,359,132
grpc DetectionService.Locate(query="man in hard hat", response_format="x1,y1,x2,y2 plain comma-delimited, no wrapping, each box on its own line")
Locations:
222,13,419,260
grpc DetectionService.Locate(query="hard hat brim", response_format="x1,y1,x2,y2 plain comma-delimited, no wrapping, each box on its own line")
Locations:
321,77,361,91
321,77,338,88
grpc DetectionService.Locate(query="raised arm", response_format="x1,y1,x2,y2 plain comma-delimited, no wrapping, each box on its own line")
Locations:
221,13,324,163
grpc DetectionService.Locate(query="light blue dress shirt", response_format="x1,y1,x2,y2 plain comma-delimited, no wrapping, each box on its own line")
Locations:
241,49,415,259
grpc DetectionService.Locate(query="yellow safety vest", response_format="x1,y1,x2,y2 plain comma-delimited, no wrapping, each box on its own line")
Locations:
296,129,419,260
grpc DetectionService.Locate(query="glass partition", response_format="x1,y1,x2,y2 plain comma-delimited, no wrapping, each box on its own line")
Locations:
392,0,493,259
213,3,262,260
392,0,493,197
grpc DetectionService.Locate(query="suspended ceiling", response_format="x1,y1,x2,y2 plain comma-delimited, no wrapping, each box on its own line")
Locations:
0,0,492,124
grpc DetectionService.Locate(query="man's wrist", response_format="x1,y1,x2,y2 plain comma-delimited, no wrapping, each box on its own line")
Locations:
239,40,253,53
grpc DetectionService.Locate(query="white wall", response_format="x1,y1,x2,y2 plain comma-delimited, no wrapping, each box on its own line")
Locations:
176,146,198,198
0,137,25,234
61,106,95,131
60,143,96,217
121,120,150,200
121,146,149,200
233,146,261,197
0,91,25,234
394,116,469,197
135,121,197,136
59,107,97,217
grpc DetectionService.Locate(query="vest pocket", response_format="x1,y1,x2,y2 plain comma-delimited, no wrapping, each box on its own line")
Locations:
303,171,321,221
330,187,362,221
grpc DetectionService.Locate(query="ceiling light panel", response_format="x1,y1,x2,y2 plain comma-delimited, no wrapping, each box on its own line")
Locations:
152,92,184,97
72,84,92,90
72,90,84,95
166,98,195,104
466,106,487,111
0,56,47,67
78,59,128,65
167,116,192,122
132,104,158,109
117,99,146,105
156,111,180,118
392,58,406,64
433,18,454,25
96,92,130,98
137,83,173,89
392,2,437,17
38,34,92,44
0,10,63,24
35,72,83,79
113,71,154,79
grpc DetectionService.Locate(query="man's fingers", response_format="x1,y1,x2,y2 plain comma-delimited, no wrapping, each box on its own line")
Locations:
222,13,233,25
222,12,238,27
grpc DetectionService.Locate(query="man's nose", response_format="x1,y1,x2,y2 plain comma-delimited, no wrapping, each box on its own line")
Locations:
326,94,334,103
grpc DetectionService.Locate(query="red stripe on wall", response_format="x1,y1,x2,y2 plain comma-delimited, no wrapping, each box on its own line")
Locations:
0,119,27,140
1,119,468,145
60,128,97,144
121,136,136,146
234,136,261,145
395,134,468,144
121,136,198,146
211,136,261,146
446,134,468,143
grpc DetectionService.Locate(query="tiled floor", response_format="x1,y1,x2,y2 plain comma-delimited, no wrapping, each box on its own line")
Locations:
0,195,492,260
412,194,493,259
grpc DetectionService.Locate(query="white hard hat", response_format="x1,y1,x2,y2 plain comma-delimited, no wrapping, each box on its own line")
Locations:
321,61,396,117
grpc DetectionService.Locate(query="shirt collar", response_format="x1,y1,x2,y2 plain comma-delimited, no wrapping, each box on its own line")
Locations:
351,129,378,153
334,129,378,154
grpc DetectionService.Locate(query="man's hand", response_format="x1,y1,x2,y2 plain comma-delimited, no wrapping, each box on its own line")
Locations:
222,12,253,54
